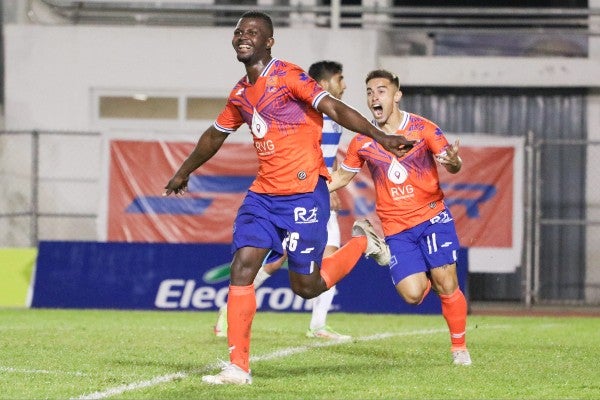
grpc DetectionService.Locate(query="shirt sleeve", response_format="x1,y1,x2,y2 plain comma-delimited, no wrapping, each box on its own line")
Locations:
214,92,244,133
285,65,328,110
424,122,450,156
340,135,365,173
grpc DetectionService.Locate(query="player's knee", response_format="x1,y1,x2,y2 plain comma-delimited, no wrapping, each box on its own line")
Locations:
432,278,458,295
403,294,422,306
290,283,320,299
294,287,320,299
399,289,426,305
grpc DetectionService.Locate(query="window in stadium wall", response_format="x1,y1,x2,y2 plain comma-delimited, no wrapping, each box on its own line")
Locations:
186,97,227,120
99,96,179,119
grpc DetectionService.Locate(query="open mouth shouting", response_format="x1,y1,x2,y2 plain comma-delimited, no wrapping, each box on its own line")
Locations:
371,103,384,120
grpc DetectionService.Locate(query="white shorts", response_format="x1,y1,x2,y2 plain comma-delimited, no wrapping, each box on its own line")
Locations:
326,210,341,248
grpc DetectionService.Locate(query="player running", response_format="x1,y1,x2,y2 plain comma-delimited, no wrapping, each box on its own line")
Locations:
328,69,471,366
213,60,352,341
164,13,414,385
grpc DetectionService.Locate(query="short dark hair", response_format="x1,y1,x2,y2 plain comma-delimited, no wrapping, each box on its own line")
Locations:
240,11,274,37
308,60,343,82
365,69,400,89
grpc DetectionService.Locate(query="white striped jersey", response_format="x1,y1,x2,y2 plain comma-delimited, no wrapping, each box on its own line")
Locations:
321,115,343,173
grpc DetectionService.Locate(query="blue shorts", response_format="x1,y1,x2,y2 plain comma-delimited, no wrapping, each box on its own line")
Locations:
386,208,460,285
232,177,329,275
263,210,339,266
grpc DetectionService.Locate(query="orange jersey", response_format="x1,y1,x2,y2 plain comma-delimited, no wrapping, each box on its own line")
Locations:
342,112,451,236
214,58,330,195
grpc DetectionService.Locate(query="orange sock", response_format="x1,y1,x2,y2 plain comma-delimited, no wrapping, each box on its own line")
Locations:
439,287,468,351
320,236,367,288
227,284,256,372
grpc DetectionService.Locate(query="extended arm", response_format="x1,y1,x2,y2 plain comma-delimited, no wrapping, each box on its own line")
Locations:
317,96,414,158
328,168,358,193
163,126,228,196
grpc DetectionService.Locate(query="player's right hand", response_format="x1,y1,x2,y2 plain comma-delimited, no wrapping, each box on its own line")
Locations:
163,175,189,196
380,135,416,158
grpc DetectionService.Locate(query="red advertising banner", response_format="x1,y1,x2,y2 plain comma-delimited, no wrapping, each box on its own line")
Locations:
108,140,258,243
442,146,514,247
107,138,521,272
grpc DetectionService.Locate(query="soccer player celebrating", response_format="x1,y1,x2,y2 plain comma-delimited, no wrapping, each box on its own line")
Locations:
328,69,472,366
163,12,414,385
213,60,352,341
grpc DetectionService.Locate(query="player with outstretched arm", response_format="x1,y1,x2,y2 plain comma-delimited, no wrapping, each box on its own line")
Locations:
163,12,414,385
328,69,472,366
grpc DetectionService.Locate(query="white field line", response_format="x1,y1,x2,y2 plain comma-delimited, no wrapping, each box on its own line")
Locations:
73,326,498,400
0,366,88,376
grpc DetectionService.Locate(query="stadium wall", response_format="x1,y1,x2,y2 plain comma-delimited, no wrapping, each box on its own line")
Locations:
3,24,600,242
5,24,600,133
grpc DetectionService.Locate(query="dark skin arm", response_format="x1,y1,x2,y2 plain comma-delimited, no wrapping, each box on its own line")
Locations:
163,126,228,196
317,96,415,157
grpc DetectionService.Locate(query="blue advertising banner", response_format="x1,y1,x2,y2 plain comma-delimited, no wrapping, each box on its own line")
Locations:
31,241,467,314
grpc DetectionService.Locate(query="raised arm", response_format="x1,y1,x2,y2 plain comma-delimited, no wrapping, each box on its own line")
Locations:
436,139,462,174
317,96,414,158
163,126,228,196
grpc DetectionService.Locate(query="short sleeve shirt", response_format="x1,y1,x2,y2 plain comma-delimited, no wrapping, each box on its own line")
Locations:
214,58,330,195
342,111,451,236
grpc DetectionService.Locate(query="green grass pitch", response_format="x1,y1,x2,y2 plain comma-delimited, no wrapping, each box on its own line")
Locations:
0,309,598,399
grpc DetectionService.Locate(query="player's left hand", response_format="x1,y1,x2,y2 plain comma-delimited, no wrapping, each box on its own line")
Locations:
437,139,462,172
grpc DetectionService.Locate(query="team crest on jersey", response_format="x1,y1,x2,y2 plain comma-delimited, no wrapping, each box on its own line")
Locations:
297,171,307,180
387,158,409,184
251,108,268,138
266,76,278,92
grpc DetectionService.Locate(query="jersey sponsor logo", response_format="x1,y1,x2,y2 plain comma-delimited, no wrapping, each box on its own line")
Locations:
254,139,275,156
251,107,268,138
390,184,414,200
387,158,409,184
294,207,318,224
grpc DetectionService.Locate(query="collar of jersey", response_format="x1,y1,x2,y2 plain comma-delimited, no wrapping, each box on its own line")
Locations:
243,58,278,85
398,110,410,130
370,111,411,133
